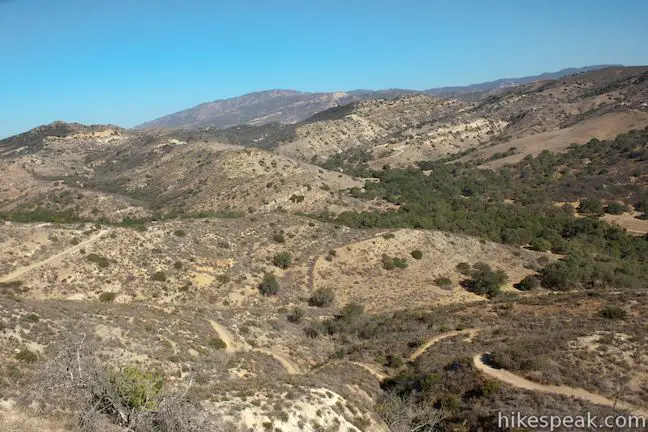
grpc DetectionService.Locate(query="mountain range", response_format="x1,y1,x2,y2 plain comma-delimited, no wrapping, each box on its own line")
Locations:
136,65,619,130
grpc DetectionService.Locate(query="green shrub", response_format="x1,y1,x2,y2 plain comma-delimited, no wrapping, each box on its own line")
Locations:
456,262,471,275
15,349,37,363
304,325,319,338
381,254,395,270
465,262,507,298
481,379,501,396
410,249,423,259
578,197,603,214
151,271,167,282
434,277,453,289
384,355,404,368
272,252,292,269
111,366,164,410
259,273,279,296
515,275,540,291
272,233,286,243
173,261,183,269
308,287,335,307
529,238,552,252
98,292,117,302
173,229,186,237
86,253,110,268
207,338,227,350
604,202,629,215
599,306,627,320
393,257,408,268
24,313,40,323
381,254,408,270
339,302,364,322
287,307,304,323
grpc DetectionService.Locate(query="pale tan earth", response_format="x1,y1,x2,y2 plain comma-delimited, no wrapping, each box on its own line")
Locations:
473,353,648,417
409,329,480,361
311,229,548,313
463,110,648,168
601,212,648,235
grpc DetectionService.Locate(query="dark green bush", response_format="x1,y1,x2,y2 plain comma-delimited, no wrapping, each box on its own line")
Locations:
173,229,186,237
382,254,395,270
87,253,110,268
272,252,292,269
287,307,304,323
529,238,552,252
259,273,279,296
578,197,603,214
308,287,335,307
207,338,227,350
465,262,507,298
272,233,286,243
598,306,627,320
410,250,423,259
604,202,629,215
434,277,453,289
24,313,40,323
456,262,471,275
98,292,117,302
393,257,408,268
151,271,167,282
15,348,37,363
515,275,540,291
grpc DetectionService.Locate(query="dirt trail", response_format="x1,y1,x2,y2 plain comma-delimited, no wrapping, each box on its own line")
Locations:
208,319,299,373
348,361,389,381
252,348,300,374
0,230,109,283
409,329,480,362
318,361,389,381
473,354,648,417
207,319,237,354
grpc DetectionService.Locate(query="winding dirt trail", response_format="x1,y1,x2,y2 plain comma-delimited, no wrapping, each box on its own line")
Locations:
348,361,389,381
409,329,480,362
0,230,109,283
208,319,299,373
207,319,237,354
473,354,648,416
252,348,300,374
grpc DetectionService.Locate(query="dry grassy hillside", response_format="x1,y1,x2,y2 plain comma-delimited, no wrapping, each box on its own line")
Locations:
0,123,381,223
0,213,560,431
262,67,648,170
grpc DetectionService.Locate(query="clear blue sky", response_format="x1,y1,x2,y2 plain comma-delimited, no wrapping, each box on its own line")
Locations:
1,0,647,138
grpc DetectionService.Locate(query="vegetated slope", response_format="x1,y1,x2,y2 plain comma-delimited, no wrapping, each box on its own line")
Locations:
0,122,375,223
318,128,648,292
265,66,648,169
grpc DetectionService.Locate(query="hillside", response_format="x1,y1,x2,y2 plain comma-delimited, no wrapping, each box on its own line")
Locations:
264,66,648,169
135,89,403,130
1,68,648,432
0,123,379,224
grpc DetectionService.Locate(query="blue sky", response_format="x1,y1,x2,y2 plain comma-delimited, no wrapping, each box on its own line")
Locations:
1,0,647,138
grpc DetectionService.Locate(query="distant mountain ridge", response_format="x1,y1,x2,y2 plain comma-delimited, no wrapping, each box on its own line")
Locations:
136,65,621,130
423,65,621,96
